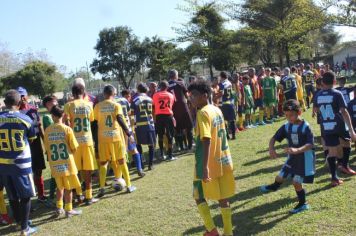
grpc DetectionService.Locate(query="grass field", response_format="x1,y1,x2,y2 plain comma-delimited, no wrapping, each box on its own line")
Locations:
1,108,356,236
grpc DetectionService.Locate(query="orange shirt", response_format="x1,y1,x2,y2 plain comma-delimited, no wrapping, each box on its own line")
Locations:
152,90,175,115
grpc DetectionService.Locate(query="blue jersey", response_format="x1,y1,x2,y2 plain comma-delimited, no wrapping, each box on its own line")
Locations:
131,94,155,131
274,121,315,180
315,89,346,135
347,98,356,131
0,111,36,175
219,80,234,105
280,75,297,96
116,97,132,132
336,86,353,105
302,70,314,86
20,104,41,135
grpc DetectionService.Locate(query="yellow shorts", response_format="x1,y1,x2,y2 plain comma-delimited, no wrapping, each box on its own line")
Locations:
55,175,81,191
193,171,235,201
98,141,126,163
74,145,97,171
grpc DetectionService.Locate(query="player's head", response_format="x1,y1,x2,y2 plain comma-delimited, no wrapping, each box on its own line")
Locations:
291,66,297,73
211,76,219,86
265,68,271,76
16,86,28,104
188,79,211,109
305,65,311,71
159,80,169,91
73,77,86,88
50,105,64,122
321,71,336,87
283,99,301,123
4,89,21,109
189,76,197,84
283,67,290,76
220,71,228,80
168,69,178,80
72,83,85,99
137,83,148,94
42,95,58,112
103,84,116,99
248,68,255,77
121,89,131,101
242,75,249,85
338,76,346,86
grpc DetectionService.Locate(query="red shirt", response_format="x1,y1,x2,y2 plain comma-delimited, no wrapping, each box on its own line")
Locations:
153,90,175,115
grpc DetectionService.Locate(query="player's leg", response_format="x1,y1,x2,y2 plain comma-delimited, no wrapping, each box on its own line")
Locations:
82,146,99,205
64,175,82,217
218,198,232,236
166,117,176,160
290,177,309,214
73,147,84,203
117,159,136,193
324,135,343,186
261,172,285,192
157,116,165,159
33,169,45,201
129,148,145,177
54,177,65,216
338,138,356,175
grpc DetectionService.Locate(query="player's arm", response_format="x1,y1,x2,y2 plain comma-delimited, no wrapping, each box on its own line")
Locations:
116,114,132,138
340,107,356,140
269,137,278,159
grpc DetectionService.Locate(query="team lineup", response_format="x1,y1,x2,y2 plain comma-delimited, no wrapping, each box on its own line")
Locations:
0,65,356,236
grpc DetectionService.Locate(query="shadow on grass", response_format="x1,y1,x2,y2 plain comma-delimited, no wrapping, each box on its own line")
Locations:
235,164,283,181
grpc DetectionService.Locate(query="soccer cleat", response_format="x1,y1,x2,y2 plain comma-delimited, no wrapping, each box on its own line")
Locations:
20,226,38,236
331,179,344,187
289,203,310,214
148,165,154,171
138,170,146,178
245,125,251,129
166,156,177,161
76,195,85,204
339,166,356,175
259,121,266,126
203,228,220,236
238,127,246,131
260,185,274,193
55,208,65,216
85,198,99,206
160,155,167,161
127,186,137,193
96,188,105,198
65,209,82,218
0,214,12,225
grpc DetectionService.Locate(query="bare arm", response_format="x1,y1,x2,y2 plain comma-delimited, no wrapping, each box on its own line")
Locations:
341,108,356,140
269,137,278,158
202,137,211,182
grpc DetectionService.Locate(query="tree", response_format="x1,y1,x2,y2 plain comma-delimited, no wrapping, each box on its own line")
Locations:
91,26,146,89
323,0,356,27
2,61,62,97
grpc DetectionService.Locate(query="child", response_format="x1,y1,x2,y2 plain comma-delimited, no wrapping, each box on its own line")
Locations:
346,85,356,174
243,75,255,128
261,100,315,213
262,68,277,123
188,80,235,236
313,72,356,186
44,105,82,217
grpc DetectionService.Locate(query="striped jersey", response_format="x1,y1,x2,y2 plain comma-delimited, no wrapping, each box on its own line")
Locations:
131,94,155,130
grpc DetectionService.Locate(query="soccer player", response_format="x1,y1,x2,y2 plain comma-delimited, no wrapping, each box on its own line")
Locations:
291,66,305,111
153,80,176,161
44,105,82,217
313,72,356,186
262,68,277,123
217,71,237,140
116,89,145,177
64,84,99,205
302,65,315,109
131,83,156,170
243,75,255,129
248,68,264,126
168,69,194,151
280,68,297,101
0,90,37,235
261,100,315,213
95,85,136,197
188,79,235,236
17,87,48,204
348,85,356,154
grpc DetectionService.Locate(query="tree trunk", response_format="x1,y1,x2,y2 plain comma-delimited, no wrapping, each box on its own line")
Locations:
285,43,290,67
297,50,302,64
209,63,213,79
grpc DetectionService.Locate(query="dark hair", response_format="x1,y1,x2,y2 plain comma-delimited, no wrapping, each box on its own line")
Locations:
322,72,336,85
103,85,116,96
291,66,297,73
42,95,57,107
137,83,148,93
121,89,130,97
72,84,85,97
220,71,228,79
159,80,169,90
4,89,21,107
50,105,64,118
242,75,249,80
187,79,211,97
338,76,347,83
168,69,178,79
283,99,301,113
306,65,311,70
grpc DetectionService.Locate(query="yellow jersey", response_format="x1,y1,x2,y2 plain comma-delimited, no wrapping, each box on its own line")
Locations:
94,99,125,143
64,99,94,146
194,104,233,179
44,123,78,177
294,73,304,101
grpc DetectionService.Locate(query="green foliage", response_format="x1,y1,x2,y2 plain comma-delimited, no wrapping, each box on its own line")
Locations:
2,61,61,97
91,26,146,89
323,0,356,27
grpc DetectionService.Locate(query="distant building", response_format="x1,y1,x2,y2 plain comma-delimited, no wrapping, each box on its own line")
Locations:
333,41,356,72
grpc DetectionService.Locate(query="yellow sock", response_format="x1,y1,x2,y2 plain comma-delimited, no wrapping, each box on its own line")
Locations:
197,202,215,232
112,162,122,179
0,191,7,214
238,115,243,128
85,188,92,200
259,110,264,122
99,164,108,188
65,202,73,212
251,113,256,124
221,207,233,236
120,163,131,187
266,108,271,120
56,200,63,209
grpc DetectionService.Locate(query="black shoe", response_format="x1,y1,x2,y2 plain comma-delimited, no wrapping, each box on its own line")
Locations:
138,171,146,177
148,165,154,171
85,198,99,206
96,188,105,198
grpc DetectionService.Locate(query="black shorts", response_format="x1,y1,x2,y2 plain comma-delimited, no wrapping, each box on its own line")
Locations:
305,85,315,97
1,174,35,200
30,137,46,171
221,104,236,121
155,114,175,140
135,127,156,146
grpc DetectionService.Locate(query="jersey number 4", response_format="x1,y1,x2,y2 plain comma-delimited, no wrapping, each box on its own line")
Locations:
319,104,335,120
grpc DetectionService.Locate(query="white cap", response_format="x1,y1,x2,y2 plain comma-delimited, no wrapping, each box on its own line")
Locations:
73,78,86,88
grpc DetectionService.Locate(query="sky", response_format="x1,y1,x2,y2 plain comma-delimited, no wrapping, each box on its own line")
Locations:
0,0,355,74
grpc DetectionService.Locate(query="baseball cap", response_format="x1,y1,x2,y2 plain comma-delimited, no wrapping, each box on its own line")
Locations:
17,87,28,96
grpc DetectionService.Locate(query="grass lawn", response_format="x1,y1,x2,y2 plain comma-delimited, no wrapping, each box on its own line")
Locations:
1,108,356,235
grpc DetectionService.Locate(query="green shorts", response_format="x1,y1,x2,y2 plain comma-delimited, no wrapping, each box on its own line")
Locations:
263,99,276,107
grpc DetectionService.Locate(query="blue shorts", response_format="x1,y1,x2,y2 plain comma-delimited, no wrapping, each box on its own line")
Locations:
127,138,137,152
135,127,156,145
323,133,349,147
1,174,35,200
221,104,236,121
254,98,263,108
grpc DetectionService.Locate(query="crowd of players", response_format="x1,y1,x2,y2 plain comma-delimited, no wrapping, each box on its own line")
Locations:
0,62,355,235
